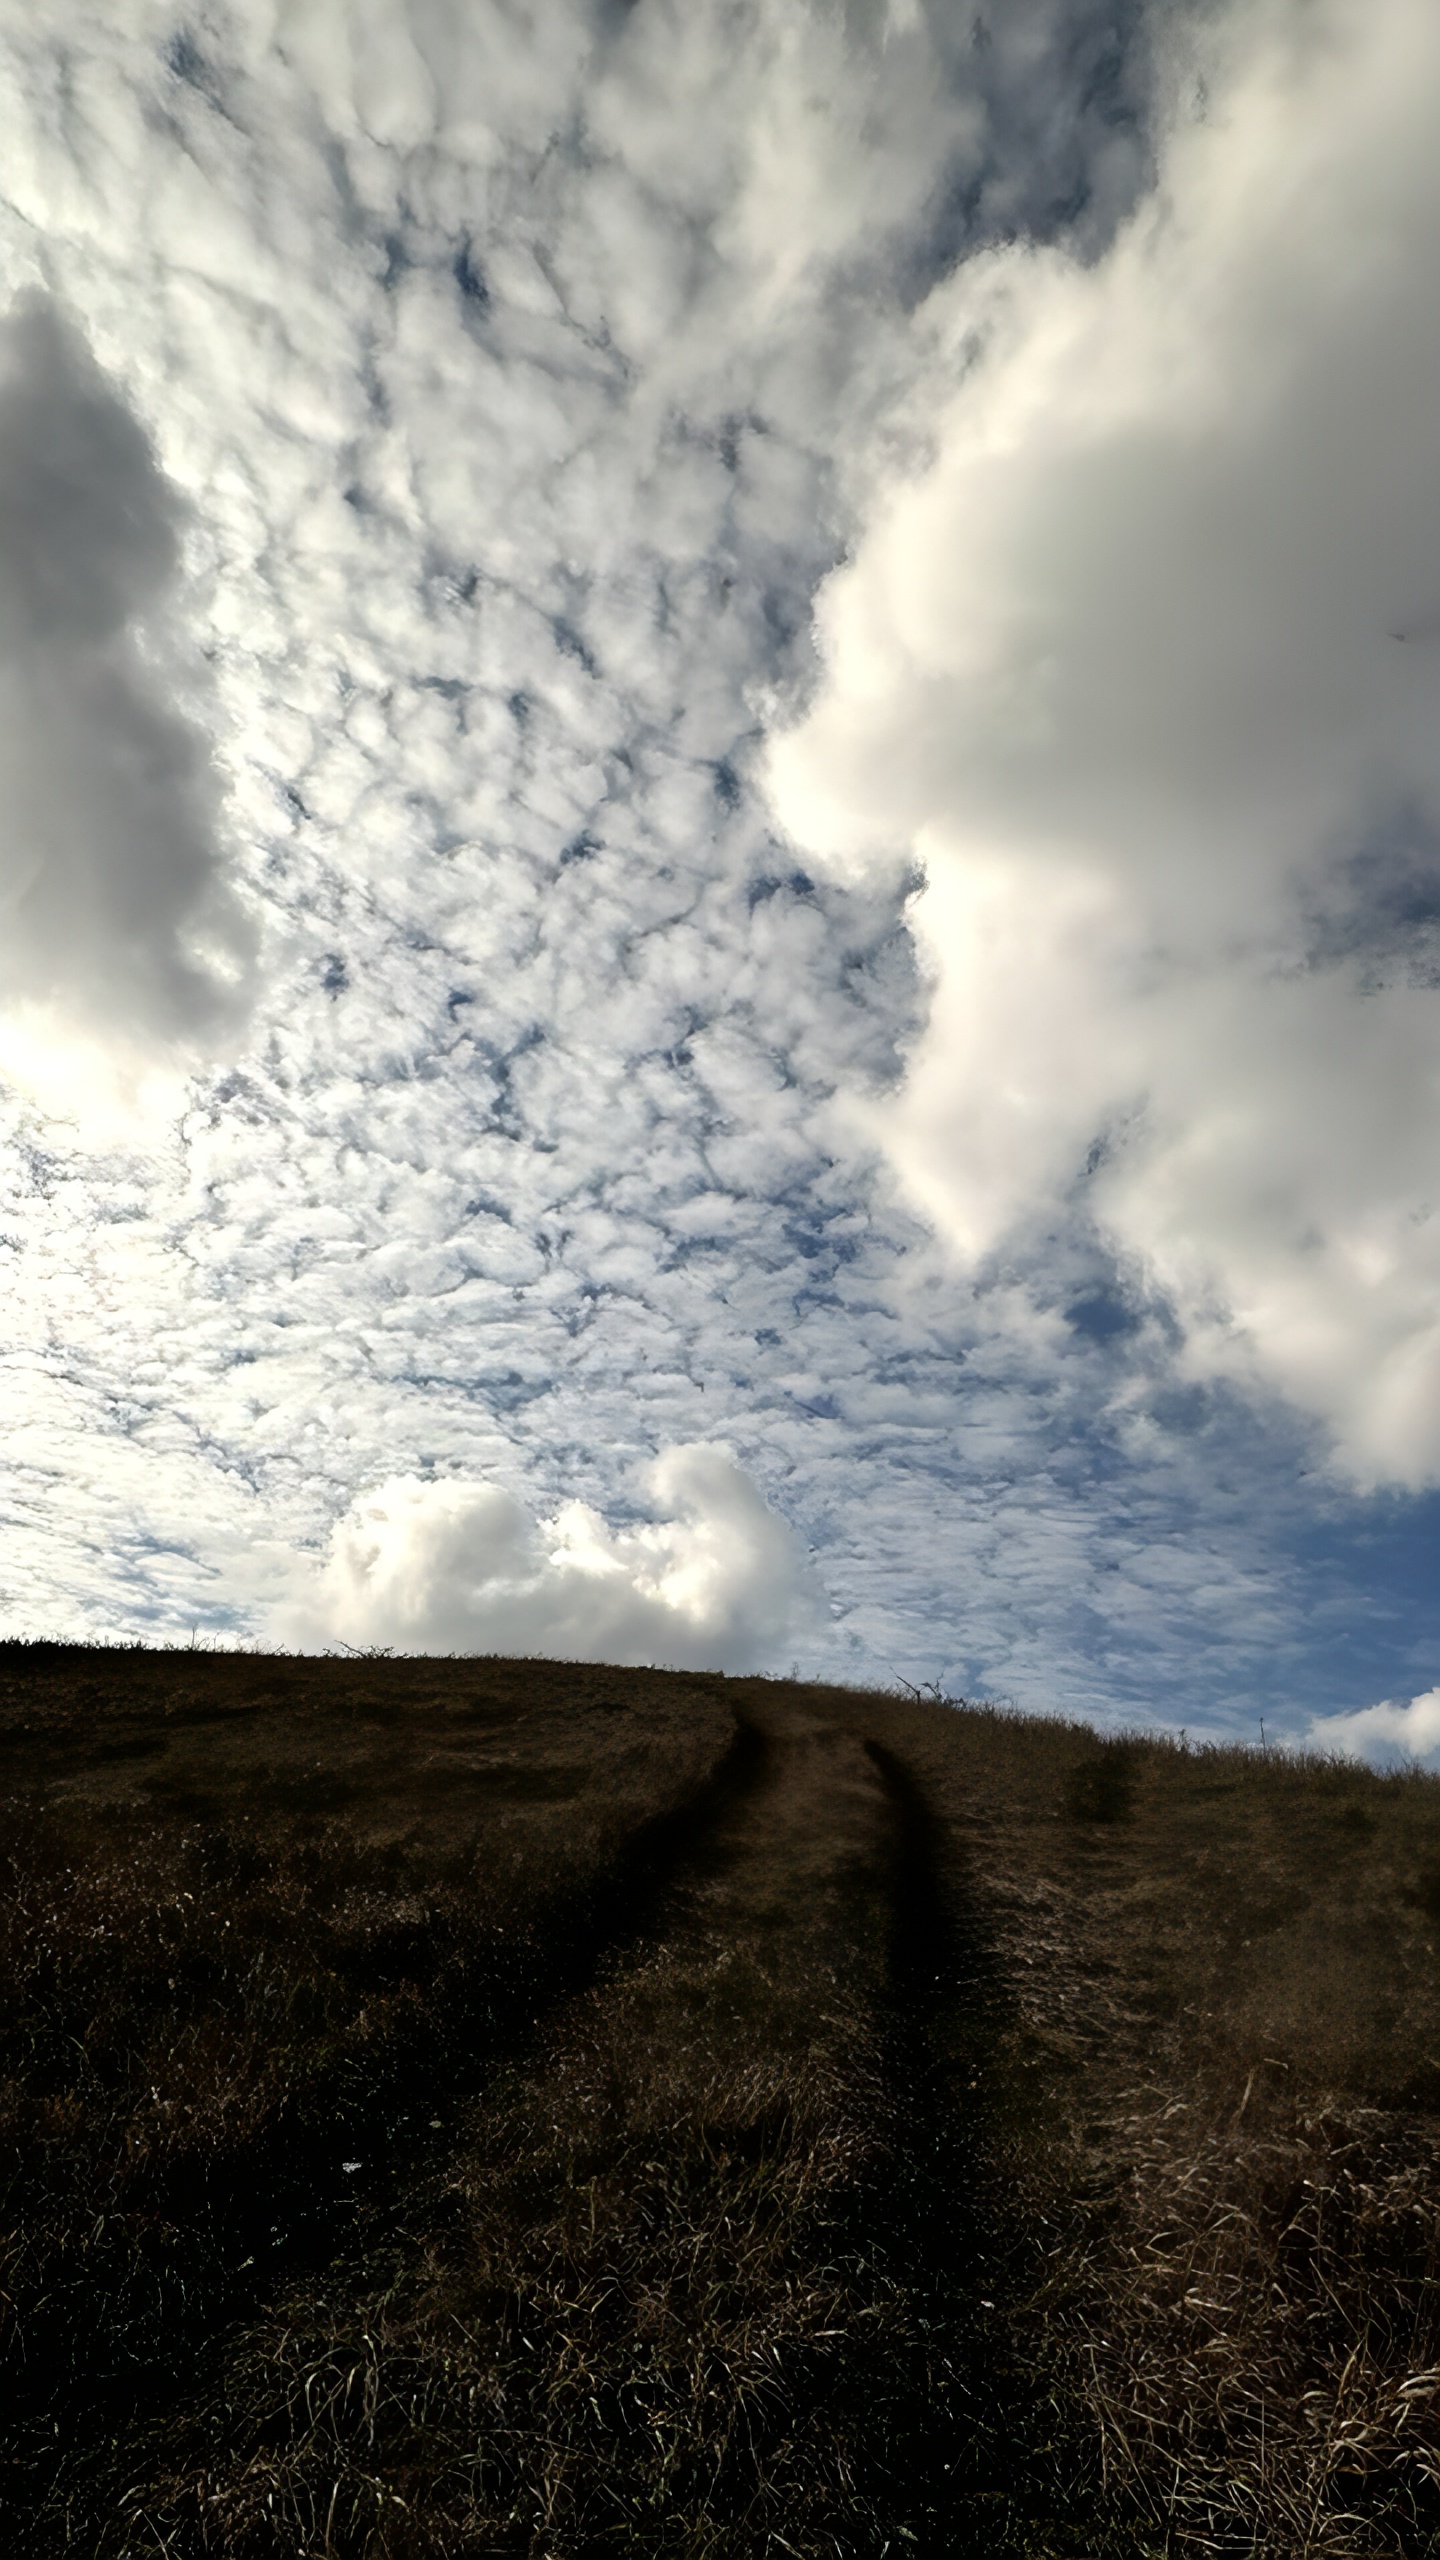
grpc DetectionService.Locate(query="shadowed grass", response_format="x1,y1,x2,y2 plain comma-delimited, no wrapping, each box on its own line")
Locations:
4,1648,1440,2552
0,1648,738,2542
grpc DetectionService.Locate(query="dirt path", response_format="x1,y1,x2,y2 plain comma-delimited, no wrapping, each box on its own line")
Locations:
599,1697,904,2093
53,1696,1052,2559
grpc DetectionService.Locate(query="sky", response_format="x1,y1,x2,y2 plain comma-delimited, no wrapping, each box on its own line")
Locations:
3,0,1440,1758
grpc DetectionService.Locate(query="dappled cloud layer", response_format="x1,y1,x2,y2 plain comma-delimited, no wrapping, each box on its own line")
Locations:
0,0,1437,1734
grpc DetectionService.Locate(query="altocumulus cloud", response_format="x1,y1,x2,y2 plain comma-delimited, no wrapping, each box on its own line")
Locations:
4,0,1435,1735
290,1444,823,1670
0,0,1191,1707
770,0,1440,1492
0,296,254,1077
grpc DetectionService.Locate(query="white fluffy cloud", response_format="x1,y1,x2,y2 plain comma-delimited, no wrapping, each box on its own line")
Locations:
290,1442,823,1669
0,295,254,1068
1310,1686,1440,1764
770,0,1440,1489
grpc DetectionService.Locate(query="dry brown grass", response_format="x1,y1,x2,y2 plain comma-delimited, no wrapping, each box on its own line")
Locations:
1050,2081,1440,2554
844,1698,1440,2555
5,1647,1440,2555
140,1709,907,2556
0,1646,738,2549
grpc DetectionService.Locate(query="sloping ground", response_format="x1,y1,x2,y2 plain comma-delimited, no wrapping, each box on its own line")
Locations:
159,1700,1077,2555
4,1645,1440,2554
0,1649,739,2547
164,1703,914,2552
851,1697,1440,2555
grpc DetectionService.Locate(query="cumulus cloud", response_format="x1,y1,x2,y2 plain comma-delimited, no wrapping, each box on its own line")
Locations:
0,293,253,1063
289,1443,824,1670
769,0,1440,1488
1309,1687,1440,1764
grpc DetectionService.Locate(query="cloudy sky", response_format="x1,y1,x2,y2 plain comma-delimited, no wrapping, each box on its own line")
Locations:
3,0,1440,1754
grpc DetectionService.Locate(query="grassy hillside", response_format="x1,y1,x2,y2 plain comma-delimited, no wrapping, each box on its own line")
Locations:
3,1644,1440,2555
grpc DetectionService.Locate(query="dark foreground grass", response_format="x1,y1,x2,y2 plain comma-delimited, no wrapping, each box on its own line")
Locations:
4,1645,1440,2554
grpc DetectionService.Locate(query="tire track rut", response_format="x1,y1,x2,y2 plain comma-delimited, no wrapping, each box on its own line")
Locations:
89,1699,1050,2557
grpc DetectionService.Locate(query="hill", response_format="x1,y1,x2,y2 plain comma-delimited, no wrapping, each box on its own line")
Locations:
3,1643,1440,2555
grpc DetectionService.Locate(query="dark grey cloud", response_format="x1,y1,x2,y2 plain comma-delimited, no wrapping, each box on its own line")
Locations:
900,0,1162,291
0,295,253,1048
